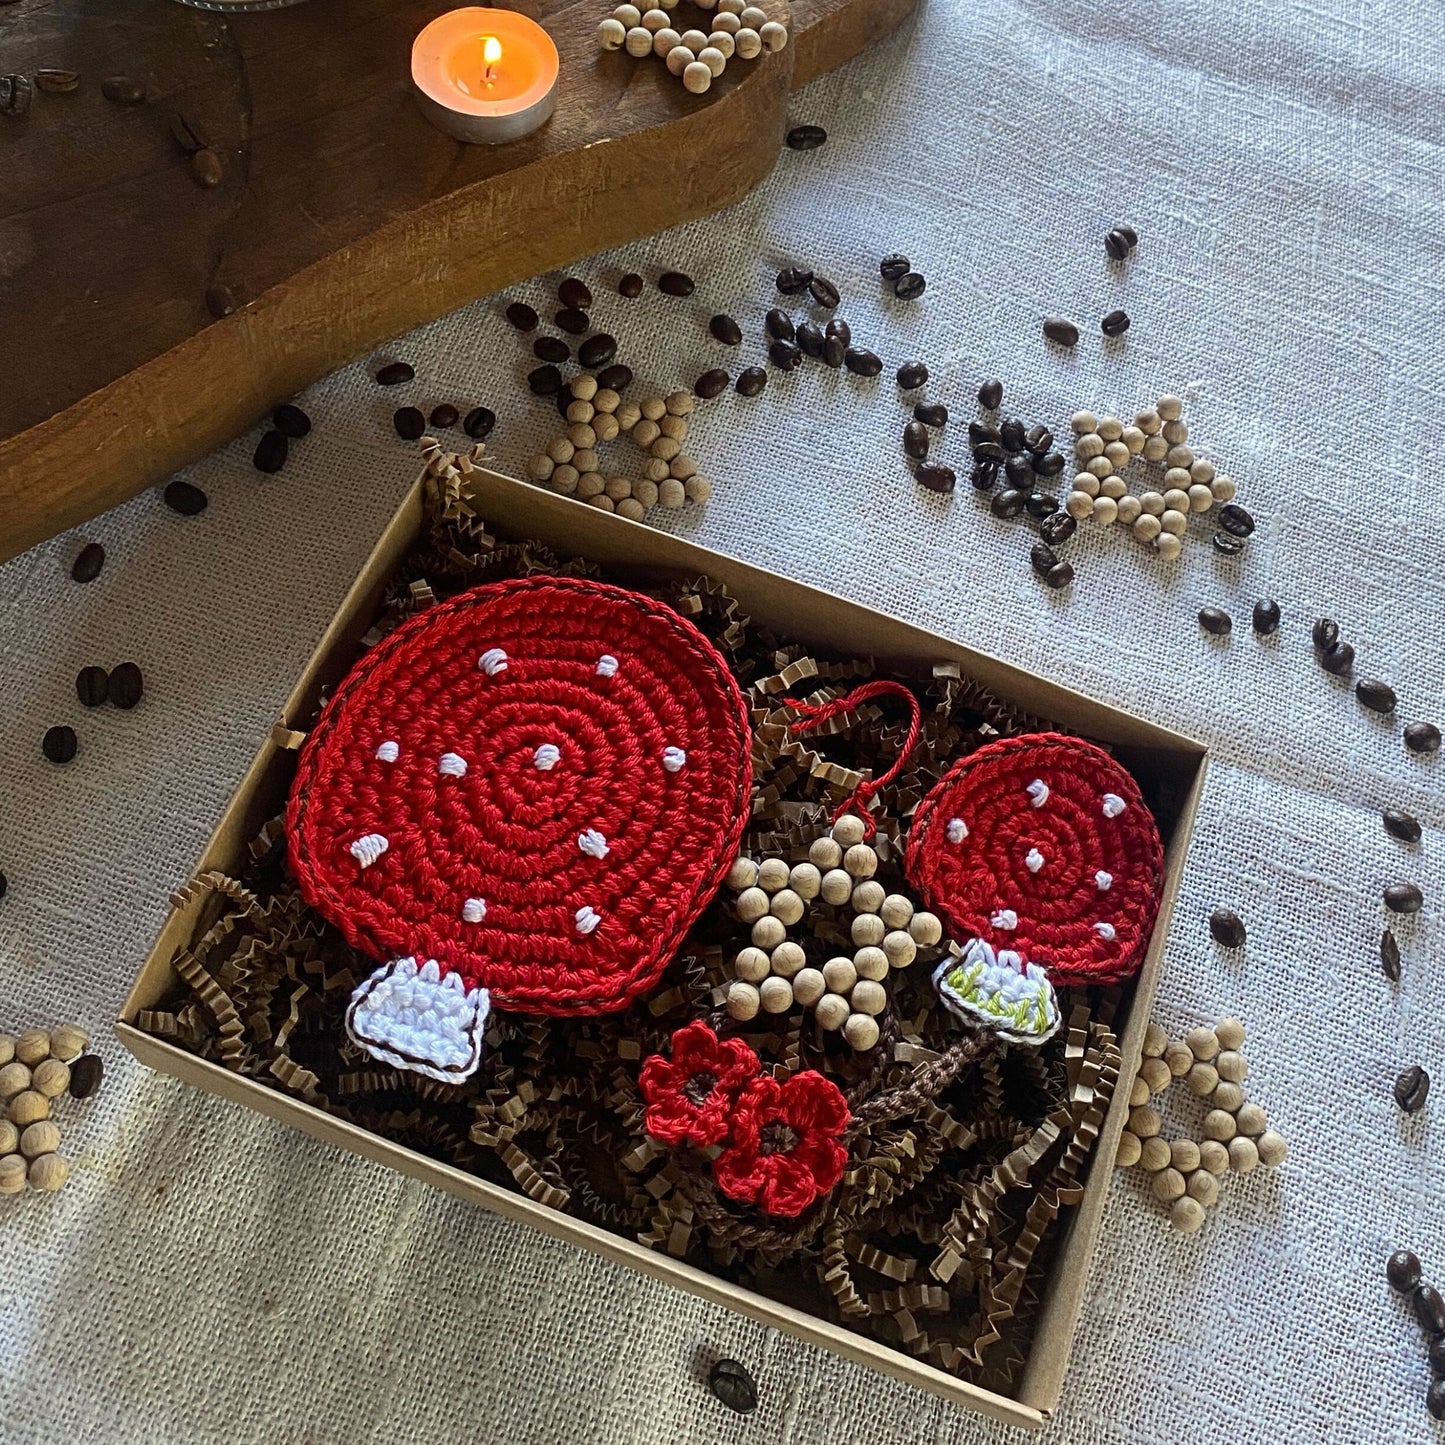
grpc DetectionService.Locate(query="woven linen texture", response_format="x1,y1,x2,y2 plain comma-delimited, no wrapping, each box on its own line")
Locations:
1,0,1444,1438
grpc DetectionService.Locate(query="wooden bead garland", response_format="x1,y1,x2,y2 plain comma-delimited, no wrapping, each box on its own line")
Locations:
1113,1013,1287,1232
597,0,787,93
722,815,944,1051
0,1025,98,1197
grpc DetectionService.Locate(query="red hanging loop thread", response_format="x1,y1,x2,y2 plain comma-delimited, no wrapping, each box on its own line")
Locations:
784,680,923,839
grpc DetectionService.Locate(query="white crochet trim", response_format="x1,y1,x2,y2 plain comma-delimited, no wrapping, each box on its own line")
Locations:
375,741,400,763
946,817,968,844
596,654,619,677
575,906,601,934
349,833,389,869
1101,792,1126,818
1094,921,1117,940
933,942,1061,1046
346,957,490,1082
462,897,487,923
1025,847,1045,873
533,743,561,770
662,747,686,772
479,648,508,676
1095,870,1114,891
1026,779,1049,807
438,752,468,778
991,908,1018,930
579,828,609,859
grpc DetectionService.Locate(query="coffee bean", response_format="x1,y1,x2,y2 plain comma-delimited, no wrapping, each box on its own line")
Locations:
1042,317,1079,347
1104,229,1130,260
376,361,414,386
0,74,32,117
618,273,644,299
1388,1249,1422,1292
0,872,6,901
999,419,1026,453
272,403,311,439
1319,641,1354,676
769,340,802,371
42,726,77,764
969,425,1001,451
1115,224,1138,248
1199,607,1232,636
163,480,207,516
170,108,207,149
205,285,237,318
808,276,840,310
1040,511,1076,547
826,319,850,345
1405,721,1442,755
1004,455,1033,487
1383,809,1422,844
190,148,224,188
777,266,813,295
67,1052,103,1100
915,464,956,494
822,336,846,368
709,314,743,346
796,322,825,358
896,361,929,390
1430,1335,1445,1375
101,75,145,105
736,367,768,397
557,277,592,309
708,1359,757,1415
1312,618,1338,649
555,307,589,335
694,369,729,399
578,333,618,368
1209,906,1246,948
596,364,633,391
1034,451,1066,477
505,302,538,331
1025,424,1053,455
973,440,1007,464
764,309,794,342
35,68,80,93
527,364,563,396
1045,561,1075,589
1417,1281,1445,1331
1429,1380,1445,1421
978,379,1002,410
76,666,109,708
786,123,827,150
991,488,1025,519
422,404,457,430
902,422,929,461
554,390,572,419
463,406,496,440
971,460,1000,492
914,403,947,426
71,543,105,584
1218,502,1255,537
658,271,695,297
1396,1064,1432,1114
879,254,910,281
894,272,926,300
1101,309,1130,337
105,661,142,710
1212,532,1246,556
1381,928,1401,983
1024,492,1058,519
1357,679,1398,714
1030,542,1059,578
532,336,569,363
844,347,882,377
1252,599,1281,635
1385,882,1424,914
253,429,288,474
392,406,425,440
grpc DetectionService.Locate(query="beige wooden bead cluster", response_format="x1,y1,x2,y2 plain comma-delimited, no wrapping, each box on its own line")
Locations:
722,814,944,1052
526,374,712,520
1115,1015,1288,1233
597,0,788,96
1066,395,1238,563
0,1026,90,1197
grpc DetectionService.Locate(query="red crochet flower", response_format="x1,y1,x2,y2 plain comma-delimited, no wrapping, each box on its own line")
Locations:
713,1070,850,1217
639,1021,760,1147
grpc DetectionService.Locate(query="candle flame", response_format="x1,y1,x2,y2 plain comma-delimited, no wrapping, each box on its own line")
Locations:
482,35,502,64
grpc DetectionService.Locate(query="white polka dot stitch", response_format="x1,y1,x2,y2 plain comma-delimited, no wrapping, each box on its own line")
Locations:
462,897,487,923
578,828,610,859
1025,847,1045,873
438,752,468,778
478,647,508,676
1026,779,1050,807
596,654,619,677
1094,921,1117,940
533,743,561,770
1096,870,1114,891
375,741,400,763
991,908,1019,930
662,747,686,772
349,833,389,869
575,906,601,935
946,817,968,844
1101,792,1126,818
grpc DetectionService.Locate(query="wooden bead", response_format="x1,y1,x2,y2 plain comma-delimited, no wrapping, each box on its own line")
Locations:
711,10,740,32
8,1091,47,1128
634,419,659,448
1169,1139,1201,1173
1155,533,1183,561
1228,1135,1259,1173
1099,476,1128,501
615,401,641,431
1142,1021,1169,1057
727,981,760,1021
1186,1025,1219,1060
1162,484,1190,510
0,1120,16,1155
570,373,599,399
832,815,866,846
584,496,614,513
1187,483,1214,513
908,911,942,946
1198,1139,1230,1174
632,479,659,508
883,930,916,969
843,843,877,878
879,893,914,929
1116,1130,1142,1167
1071,474,1100,499
28,1153,68,1192
819,869,852,905
706,29,735,56
733,27,762,57
789,862,821,900
751,915,786,950
641,7,669,28
1135,408,1162,435
567,400,595,425
1129,1076,1150,1108
1159,509,1188,538
1095,415,1123,442
757,857,789,892
1257,1130,1288,1167
624,25,654,55
1167,447,1195,473
19,1120,59,1159
1161,416,1188,444
853,946,889,981
1141,433,1169,462
684,477,712,505
1216,1049,1248,1083
679,27,709,49
0,1036,11,1068
1065,490,1095,520
1152,1166,1186,1203
1212,1080,1244,1112
641,392,667,418
1186,1168,1219,1207
1139,1056,1171,1094
0,1155,25,1194
1210,474,1236,502
1133,513,1162,544
739,2,767,22
814,993,850,1030
652,25,681,53
851,913,885,947
1128,1104,1161,1138
642,458,671,483
665,392,693,417
616,498,646,522
1189,457,1215,484
613,3,642,24
651,436,682,462
1186,1062,1219,1096
1086,455,1114,479
809,836,843,870
1235,1102,1268,1136
566,422,596,450
759,19,787,50
548,466,577,495
593,414,621,443
602,474,630,500
1070,410,1097,435
822,957,857,993
592,388,619,414
0,1062,32,1100
1115,496,1141,525
669,454,698,480
31,1059,69,1098
850,879,885,914
574,472,604,500
598,17,626,48
735,884,768,921
1103,440,1130,469
1074,433,1104,462
1137,490,1166,516
770,941,806,977
1203,1108,1237,1141
15,1030,50,1067
759,976,794,1013
1163,1041,1194,1077
843,1012,879,1051
734,946,770,982
658,478,686,508
850,979,887,1016
1170,1196,1206,1233
1092,496,1118,526
1121,425,1146,454
1139,1136,1172,1171
1214,1016,1245,1050
1156,393,1183,421
792,967,825,1007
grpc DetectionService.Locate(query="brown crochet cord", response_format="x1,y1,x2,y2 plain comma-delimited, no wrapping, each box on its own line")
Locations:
848,1030,991,1132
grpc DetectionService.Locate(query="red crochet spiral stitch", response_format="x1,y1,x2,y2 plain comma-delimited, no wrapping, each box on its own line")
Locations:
905,733,1164,986
287,576,752,1014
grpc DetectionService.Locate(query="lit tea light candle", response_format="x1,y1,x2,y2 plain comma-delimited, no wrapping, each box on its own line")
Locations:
412,8,559,145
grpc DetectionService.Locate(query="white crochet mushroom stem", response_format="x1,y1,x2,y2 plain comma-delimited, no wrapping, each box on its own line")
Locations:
346,957,490,1082
931,939,1061,1045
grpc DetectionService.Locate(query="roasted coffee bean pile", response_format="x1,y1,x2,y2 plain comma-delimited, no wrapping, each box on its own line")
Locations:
1386,1251,1445,1420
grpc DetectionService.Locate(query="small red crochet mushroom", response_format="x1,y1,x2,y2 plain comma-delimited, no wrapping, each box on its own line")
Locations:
287,576,751,1081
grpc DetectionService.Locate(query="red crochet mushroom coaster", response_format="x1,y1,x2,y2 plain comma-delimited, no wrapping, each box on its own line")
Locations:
286,576,752,1081
906,733,1164,994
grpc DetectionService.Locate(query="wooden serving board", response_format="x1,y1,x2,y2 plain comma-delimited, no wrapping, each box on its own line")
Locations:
0,0,913,562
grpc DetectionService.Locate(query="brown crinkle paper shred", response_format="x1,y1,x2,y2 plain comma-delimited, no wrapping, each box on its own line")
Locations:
142,451,1125,1397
